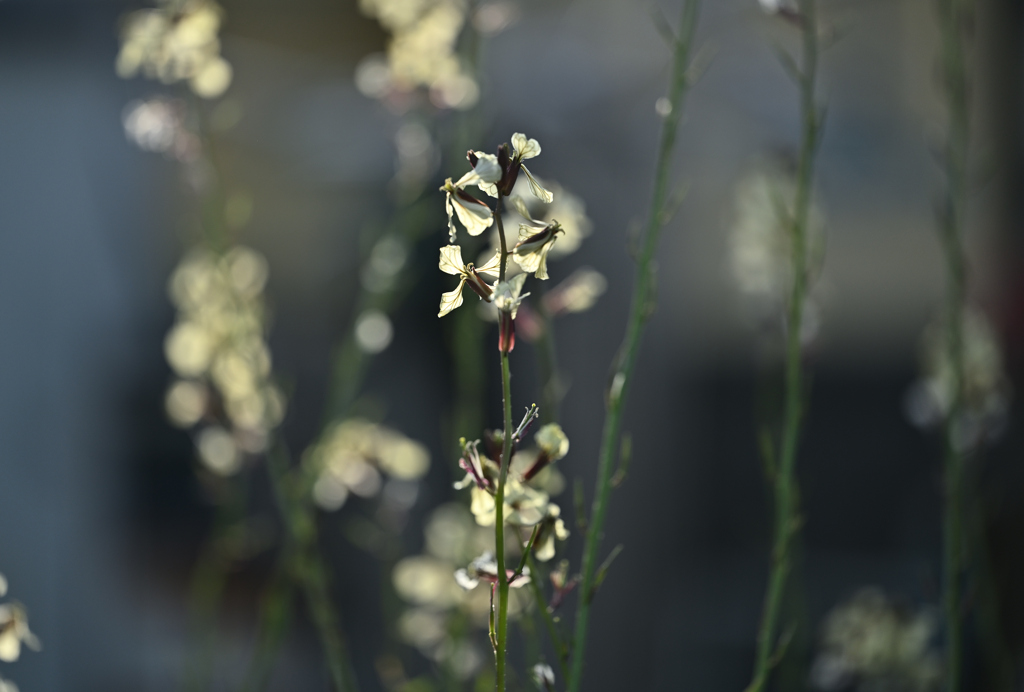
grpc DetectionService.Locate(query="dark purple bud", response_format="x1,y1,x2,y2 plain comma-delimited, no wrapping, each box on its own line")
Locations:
467,150,479,167
465,266,494,301
497,143,520,196
455,188,492,210
499,310,516,354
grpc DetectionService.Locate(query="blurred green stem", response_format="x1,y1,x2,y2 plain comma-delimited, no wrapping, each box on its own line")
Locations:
935,0,972,689
525,554,569,680
565,1,699,688
746,2,821,690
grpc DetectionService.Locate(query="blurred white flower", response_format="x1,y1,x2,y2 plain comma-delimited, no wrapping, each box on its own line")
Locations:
810,589,940,692
0,603,39,663
116,0,233,98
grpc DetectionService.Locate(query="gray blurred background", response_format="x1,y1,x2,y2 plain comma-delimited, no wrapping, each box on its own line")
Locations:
1,0,1023,689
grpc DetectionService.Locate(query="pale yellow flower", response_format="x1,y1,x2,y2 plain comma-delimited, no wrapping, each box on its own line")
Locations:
513,222,562,280
511,132,553,203
441,178,494,240
438,245,500,317
0,604,39,663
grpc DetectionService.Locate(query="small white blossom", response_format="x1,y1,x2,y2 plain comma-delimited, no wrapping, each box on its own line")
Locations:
442,178,494,240
0,603,39,663
455,152,502,198
438,245,501,317
513,222,562,280
511,132,553,203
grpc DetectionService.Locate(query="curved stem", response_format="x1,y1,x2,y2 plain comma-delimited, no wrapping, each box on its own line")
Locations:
746,2,820,690
935,0,971,689
566,1,699,688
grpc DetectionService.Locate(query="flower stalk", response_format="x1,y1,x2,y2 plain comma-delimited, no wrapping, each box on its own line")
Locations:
745,1,821,690
935,0,972,689
566,0,700,688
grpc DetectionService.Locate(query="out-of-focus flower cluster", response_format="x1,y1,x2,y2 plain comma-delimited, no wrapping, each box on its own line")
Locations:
122,97,201,163
116,0,233,99
391,503,529,679
810,589,940,692
355,0,518,110
729,161,825,336
0,573,40,692
307,418,430,511
164,246,286,475
905,307,1011,449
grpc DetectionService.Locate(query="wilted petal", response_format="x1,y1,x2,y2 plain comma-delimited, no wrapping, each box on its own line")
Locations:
455,152,502,189
511,132,541,160
439,279,466,317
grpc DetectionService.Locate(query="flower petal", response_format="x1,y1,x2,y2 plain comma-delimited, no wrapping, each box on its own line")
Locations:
514,238,557,280
454,152,502,188
476,250,502,276
452,194,494,236
438,278,466,317
445,192,457,242
439,245,466,276
521,164,553,203
511,132,541,160
511,195,543,225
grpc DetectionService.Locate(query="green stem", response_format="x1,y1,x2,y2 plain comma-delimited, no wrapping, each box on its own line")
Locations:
266,442,360,692
566,1,699,688
239,557,294,692
746,2,820,690
936,0,971,689
494,352,514,690
525,554,569,680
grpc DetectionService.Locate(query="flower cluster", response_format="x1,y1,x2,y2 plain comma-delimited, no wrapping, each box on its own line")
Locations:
0,573,40,691
905,307,1011,449
455,423,571,562
355,0,478,110
729,161,825,330
307,418,430,511
810,589,940,692
437,134,563,336
116,0,233,99
163,246,287,475
391,504,529,679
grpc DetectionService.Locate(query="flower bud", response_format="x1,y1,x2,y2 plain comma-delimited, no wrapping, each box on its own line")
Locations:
497,142,521,196
467,149,479,167
499,310,516,354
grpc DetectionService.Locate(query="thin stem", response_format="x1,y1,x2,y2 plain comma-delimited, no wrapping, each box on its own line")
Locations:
494,353,514,690
566,1,699,688
525,554,569,681
935,0,971,689
746,1,820,690
239,558,294,692
266,442,360,692
496,196,508,281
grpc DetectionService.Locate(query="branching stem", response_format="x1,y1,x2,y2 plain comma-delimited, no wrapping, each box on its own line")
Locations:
565,1,700,688
746,2,821,690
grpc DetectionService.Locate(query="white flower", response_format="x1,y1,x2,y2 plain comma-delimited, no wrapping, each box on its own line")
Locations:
532,662,556,689
455,152,502,198
438,245,501,317
513,222,562,280
442,178,494,240
511,132,553,203
454,552,531,590
493,273,529,318
0,604,40,663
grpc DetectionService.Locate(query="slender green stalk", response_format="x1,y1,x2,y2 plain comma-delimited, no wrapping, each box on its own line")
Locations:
525,554,569,680
488,192,515,690
183,487,241,692
494,353,514,690
746,2,821,690
239,559,294,692
265,442,360,692
935,0,971,689
566,1,699,688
